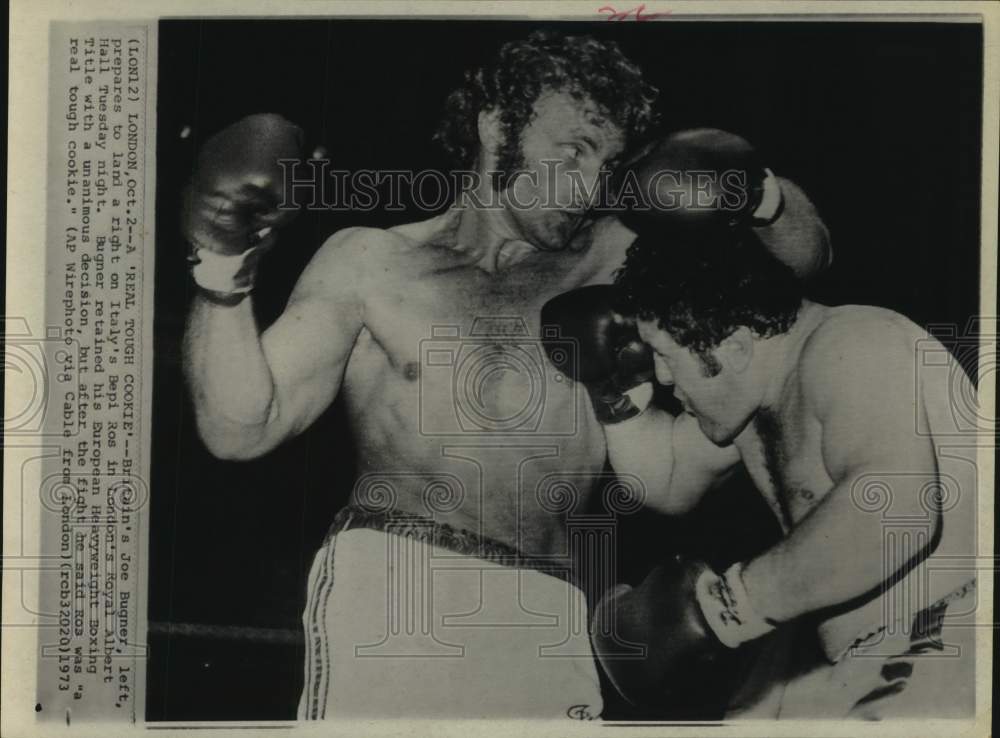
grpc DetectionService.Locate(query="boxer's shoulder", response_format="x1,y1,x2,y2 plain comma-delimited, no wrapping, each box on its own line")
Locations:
797,304,922,410
581,215,636,279
305,220,444,284
589,215,634,250
804,305,923,350
296,226,400,290
321,223,420,259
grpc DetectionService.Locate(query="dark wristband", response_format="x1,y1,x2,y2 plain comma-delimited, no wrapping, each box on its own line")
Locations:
589,387,645,425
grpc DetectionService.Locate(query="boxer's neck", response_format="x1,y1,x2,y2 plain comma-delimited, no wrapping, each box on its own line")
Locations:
454,203,538,274
756,301,826,411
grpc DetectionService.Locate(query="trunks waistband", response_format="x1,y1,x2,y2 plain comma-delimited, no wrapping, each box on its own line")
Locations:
825,577,977,662
323,505,575,585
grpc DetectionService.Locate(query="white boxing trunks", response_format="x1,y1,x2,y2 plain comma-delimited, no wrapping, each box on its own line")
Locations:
298,506,604,720
725,579,977,720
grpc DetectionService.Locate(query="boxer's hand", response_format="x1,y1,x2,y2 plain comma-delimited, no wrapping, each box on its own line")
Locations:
591,557,722,704
591,556,776,705
540,284,654,424
182,113,305,257
617,127,783,237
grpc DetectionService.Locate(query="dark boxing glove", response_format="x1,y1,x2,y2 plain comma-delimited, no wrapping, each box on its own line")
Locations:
590,557,776,706
540,285,654,424
616,128,784,237
182,113,305,298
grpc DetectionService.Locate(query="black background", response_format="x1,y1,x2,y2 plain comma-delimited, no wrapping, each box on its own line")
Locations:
147,19,983,721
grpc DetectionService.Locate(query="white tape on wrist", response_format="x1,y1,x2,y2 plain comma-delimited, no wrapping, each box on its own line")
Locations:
190,246,261,295
752,168,784,225
695,562,775,648
623,381,654,414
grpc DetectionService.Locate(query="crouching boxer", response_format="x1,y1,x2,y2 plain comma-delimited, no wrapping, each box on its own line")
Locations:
542,232,978,719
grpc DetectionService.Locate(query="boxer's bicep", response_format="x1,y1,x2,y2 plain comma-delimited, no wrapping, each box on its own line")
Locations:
260,229,369,437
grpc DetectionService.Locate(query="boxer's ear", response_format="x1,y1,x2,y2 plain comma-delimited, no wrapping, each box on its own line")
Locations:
717,327,753,374
477,109,502,158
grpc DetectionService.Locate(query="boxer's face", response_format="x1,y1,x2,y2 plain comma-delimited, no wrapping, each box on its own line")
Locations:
638,320,757,445
495,90,625,251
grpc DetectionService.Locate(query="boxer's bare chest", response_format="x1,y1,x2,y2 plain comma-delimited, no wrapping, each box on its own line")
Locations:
736,386,833,533
339,232,619,557
358,236,614,394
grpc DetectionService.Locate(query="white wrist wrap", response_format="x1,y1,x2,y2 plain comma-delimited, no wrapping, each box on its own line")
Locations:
752,168,784,225
190,246,262,295
695,562,775,648
622,381,655,415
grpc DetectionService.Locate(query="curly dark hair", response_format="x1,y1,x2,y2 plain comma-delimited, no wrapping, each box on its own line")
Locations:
614,228,804,356
433,30,658,173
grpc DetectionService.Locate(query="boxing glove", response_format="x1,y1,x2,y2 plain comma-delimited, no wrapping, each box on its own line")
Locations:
182,114,305,297
540,284,654,424
615,128,783,237
591,556,776,705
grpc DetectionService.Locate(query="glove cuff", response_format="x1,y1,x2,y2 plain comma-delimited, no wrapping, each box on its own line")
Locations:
188,244,263,297
750,168,785,226
694,562,775,648
590,381,654,424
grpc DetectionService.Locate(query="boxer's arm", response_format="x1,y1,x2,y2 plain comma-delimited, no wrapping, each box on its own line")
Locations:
740,318,938,623
755,177,832,280
606,407,740,514
184,228,368,459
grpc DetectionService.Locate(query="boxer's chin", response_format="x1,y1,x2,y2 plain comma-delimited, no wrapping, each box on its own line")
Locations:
696,415,732,446
703,413,752,447
534,213,582,252
523,229,565,252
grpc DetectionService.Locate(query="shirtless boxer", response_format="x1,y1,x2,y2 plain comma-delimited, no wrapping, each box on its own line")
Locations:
544,230,978,718
181,31,831,718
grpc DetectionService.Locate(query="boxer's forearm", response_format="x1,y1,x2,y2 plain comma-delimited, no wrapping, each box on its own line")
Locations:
741,474,939,623
183,294,281,458
605,407,678,510
754,178,832,280
605,408,725,514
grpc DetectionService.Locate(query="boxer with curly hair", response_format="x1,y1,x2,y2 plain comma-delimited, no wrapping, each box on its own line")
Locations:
546,230,977,719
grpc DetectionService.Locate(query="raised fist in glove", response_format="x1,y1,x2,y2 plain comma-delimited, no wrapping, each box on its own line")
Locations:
540,284,653,424
616,127,783,238
182,114,305,299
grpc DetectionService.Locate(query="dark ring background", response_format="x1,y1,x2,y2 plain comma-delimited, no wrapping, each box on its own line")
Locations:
148,18,983,721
